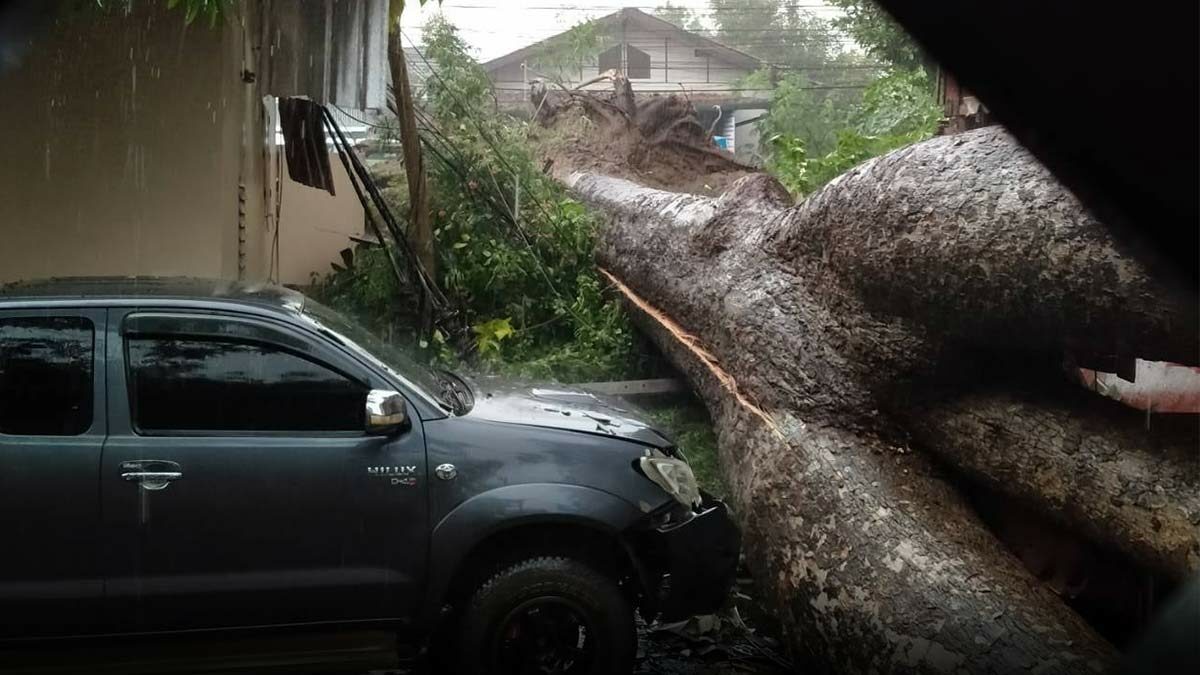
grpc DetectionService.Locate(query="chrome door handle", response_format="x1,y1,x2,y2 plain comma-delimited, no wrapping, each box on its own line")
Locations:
121,471,183,483
121,471,182,491
119,460,183,491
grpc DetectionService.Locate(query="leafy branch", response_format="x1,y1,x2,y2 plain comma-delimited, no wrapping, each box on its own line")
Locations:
92,0,232,26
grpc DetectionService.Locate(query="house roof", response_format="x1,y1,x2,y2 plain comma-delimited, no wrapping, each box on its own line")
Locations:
482,7,763,74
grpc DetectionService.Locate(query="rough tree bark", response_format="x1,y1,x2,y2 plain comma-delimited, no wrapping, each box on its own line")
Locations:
570,127,1198,672
386,20,436,289
605,270,1115,673
901,386,1200,581
771,127,1196,365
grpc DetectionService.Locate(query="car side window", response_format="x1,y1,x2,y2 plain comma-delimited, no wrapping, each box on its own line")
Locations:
126,336,368,433
0,317,94,436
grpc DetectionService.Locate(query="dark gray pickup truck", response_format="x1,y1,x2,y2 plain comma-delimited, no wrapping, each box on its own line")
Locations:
0,277,739,674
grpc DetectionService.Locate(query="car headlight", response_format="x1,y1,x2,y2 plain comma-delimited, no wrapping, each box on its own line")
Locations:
639,450,701,508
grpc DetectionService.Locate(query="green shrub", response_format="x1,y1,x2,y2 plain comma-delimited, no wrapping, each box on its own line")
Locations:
313,16,642,384
765,68,940,197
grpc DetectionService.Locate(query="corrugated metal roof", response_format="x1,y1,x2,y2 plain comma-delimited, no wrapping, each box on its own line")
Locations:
483,7,762,74
264,0,389,111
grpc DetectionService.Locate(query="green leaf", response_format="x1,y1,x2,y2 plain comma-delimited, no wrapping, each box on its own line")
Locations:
472,317,514,355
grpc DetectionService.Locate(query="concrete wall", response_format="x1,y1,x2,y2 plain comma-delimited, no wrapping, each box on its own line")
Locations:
0,4,249,283
277,156,364,286
0,2,379,287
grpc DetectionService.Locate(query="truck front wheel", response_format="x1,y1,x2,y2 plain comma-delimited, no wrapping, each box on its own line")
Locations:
455,556,636,675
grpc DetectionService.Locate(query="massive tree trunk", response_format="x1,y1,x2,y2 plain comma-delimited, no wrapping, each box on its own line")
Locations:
902,386,1200,581
570,127,1198,672
776,127,1196,365
605,271,1115,673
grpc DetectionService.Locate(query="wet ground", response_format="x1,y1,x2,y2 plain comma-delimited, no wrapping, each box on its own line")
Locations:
1,572,792,675
633,608,793,675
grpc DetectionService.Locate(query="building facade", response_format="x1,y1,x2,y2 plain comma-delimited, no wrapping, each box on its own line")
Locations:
483,8,770,164
0,0,387,286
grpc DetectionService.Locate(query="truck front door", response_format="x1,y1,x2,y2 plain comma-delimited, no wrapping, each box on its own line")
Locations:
100,310,428,632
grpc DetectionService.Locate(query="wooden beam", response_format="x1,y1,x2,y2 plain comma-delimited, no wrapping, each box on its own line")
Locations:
576,378,686,397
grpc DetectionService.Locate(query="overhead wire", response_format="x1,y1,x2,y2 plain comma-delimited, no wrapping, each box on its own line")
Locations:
400,31,601,329
441,3,843,11
491,84,870,92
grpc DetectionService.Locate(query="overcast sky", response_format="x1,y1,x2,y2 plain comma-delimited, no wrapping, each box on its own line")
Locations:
400,1,845,62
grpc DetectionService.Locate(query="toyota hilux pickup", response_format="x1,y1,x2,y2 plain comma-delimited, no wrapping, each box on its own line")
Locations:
0,277,740,674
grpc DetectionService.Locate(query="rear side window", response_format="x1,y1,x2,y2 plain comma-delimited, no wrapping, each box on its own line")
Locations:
0,317,94,436
126,337,367,433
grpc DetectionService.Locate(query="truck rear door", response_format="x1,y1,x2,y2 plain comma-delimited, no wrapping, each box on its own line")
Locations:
0,308,106,638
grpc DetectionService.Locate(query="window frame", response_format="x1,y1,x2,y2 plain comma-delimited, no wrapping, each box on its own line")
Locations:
625,44,652,80
0,308,106,439
596,43,653,79
598,44,622,75
120,311,373,438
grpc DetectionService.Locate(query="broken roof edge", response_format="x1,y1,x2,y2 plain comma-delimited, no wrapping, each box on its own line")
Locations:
482,7,763,74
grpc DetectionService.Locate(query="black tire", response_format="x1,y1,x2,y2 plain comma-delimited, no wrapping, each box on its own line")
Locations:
455,556,636,675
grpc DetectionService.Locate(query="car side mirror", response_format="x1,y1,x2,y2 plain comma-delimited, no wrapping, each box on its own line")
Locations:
366,389,408,435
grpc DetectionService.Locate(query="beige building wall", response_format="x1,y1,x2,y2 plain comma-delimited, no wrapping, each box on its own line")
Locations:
277,157,365,286
0,3,373,288
0,4,255,284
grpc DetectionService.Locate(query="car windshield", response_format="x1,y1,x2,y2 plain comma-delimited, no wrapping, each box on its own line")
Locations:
299,298,449,407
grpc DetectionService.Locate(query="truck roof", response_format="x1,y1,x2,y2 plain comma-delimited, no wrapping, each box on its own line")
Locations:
0,277,305,314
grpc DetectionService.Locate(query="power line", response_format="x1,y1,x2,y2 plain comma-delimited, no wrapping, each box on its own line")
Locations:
442,3,844,11
450,27,865,48
500,61,888,72
458,27,855,32
454,26,860,37
493,83,871,91
332,105,397,131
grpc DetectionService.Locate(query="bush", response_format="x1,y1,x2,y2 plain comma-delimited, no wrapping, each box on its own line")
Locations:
313,16,643,384
765,68,940,197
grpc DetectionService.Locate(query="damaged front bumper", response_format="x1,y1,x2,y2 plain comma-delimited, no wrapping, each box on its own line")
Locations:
629,491,742,621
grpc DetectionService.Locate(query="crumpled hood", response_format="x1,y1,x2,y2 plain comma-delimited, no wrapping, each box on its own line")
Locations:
464,377,673,448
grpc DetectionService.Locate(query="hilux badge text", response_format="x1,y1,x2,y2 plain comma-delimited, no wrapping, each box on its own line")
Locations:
368,465,418,486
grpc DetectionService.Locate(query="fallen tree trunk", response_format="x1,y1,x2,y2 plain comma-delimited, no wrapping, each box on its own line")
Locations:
901,387,1200,581
570,128,1198,671
774,126,1197,365
603,271,1116,673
